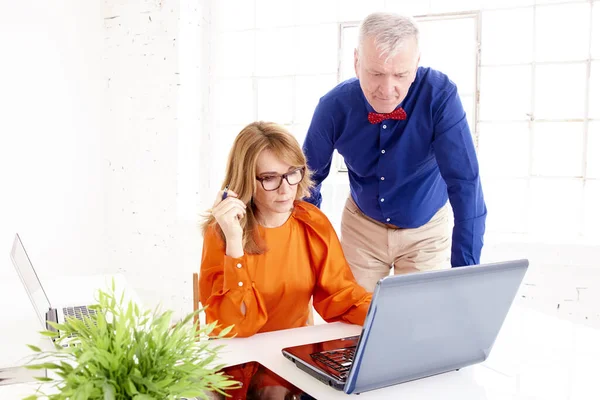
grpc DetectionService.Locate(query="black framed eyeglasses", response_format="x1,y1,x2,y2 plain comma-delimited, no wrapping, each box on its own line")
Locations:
256,167,305,191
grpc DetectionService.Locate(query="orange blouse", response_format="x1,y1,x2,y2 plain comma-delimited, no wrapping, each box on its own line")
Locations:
199,201,372,337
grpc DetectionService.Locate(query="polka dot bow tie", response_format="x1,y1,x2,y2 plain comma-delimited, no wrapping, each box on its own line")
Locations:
367,107,407,124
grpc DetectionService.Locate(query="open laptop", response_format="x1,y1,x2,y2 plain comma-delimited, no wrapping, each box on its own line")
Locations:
9,233,97,337
282,259,529,394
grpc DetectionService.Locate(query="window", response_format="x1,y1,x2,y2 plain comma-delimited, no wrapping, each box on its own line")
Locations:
479,2,598,241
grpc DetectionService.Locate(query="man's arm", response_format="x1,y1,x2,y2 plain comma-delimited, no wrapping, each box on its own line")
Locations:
302,99,336,207
432,87,487,267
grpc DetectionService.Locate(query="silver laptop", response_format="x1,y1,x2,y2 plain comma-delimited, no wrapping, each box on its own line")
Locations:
10,234,97,336
282,259,529,394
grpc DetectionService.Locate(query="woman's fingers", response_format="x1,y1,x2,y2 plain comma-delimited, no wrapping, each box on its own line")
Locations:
213,197,246,215
213,199,247,222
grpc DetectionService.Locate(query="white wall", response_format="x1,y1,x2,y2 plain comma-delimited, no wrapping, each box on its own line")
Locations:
0,0,210,319
103,0,214,317
0,0,107,282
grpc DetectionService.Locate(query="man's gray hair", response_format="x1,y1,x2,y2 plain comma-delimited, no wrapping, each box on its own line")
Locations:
358,12,420,58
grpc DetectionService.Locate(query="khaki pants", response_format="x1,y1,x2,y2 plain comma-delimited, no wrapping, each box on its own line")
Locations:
341,196,451,292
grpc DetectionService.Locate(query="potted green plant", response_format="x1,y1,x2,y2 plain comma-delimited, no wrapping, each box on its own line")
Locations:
24,280,239,400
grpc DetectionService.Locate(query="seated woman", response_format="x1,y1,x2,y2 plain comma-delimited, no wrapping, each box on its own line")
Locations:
200,121,371,336
199,121,372,399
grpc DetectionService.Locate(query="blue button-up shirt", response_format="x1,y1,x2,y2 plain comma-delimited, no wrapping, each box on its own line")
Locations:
303,67,486,267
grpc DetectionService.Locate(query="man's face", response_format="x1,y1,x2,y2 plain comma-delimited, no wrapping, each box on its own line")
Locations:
354,36,420,113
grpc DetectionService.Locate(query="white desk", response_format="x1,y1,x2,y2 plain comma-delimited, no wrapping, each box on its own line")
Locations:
0,273,133,399
3,272,600,399
211,302,600,399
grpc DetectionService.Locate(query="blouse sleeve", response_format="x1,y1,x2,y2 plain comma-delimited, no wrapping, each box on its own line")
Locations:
299,204,372,325
199,226,268,337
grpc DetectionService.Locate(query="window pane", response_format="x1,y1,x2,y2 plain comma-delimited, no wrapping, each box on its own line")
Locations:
536,0,587,4
593,4,600,59
535,63,586,119
213,0,255,31
294,25,338,75
257,77,294,123
295,74,338,124
532,122,583,177
384,0,430,16
338,0,386,21
480,65,532,121
340,26,358,81
255,0,293,29
481,8,533,65
587,122,600,179
256,28,295,76
535,3,590,62
289,123,310,145
292,0,337,25
482,0,533,8
460,94,476,135
479,122,530,178
583,180,600,239
429,0,480,13
214,78,255,124
484,178,528,234
590,62,600,119
419,17,477,94
529,178,583,238
215,31,255,78
213,124,247,172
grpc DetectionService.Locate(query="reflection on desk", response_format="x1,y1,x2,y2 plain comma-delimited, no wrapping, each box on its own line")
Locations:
210,361,316,400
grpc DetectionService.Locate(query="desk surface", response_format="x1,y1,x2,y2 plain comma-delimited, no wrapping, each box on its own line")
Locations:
211,302,600,400
2,273,600,400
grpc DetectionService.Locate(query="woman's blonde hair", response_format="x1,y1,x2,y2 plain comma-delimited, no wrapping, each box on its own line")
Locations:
201,121,314,254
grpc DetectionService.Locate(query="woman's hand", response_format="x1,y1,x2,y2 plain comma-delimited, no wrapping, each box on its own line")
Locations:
212,189,246,258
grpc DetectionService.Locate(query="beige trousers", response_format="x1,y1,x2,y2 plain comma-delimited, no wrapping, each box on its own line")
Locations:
341,196,451,292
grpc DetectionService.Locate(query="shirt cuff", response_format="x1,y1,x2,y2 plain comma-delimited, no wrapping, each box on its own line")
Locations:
222,255,252,291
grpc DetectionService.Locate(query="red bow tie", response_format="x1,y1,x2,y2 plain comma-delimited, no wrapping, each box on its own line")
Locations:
368,107,407,124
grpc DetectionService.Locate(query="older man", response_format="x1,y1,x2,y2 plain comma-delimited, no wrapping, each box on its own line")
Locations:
303,12,487,292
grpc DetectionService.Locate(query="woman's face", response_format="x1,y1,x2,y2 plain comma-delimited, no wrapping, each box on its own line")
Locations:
253,149,300,217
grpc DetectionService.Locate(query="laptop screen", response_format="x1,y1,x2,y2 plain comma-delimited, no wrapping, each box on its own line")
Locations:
10,234,52,328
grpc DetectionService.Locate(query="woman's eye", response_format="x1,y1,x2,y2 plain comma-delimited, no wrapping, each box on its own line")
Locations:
262,176,277,182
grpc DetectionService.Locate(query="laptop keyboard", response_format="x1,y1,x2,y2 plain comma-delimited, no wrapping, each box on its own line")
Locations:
59,306,97,340
63,305,96,321
310,346,356,375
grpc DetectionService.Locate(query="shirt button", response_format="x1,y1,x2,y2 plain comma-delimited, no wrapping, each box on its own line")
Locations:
380,198,385,202
238,281,243,287
236,263,242,269
386,218,391,222
380,176,385,181
381,150,386,154
382,124,387,129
